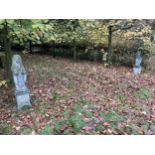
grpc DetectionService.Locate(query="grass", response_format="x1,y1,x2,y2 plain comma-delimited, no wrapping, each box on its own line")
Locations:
39,125,53,135
134,87,152,100
1,54,155,135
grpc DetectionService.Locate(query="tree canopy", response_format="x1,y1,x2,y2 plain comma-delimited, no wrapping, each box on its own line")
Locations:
0,19,155,82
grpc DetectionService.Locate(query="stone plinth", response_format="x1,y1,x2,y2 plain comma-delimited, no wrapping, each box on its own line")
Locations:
15,89,31,110
11,54,31,110
133,66,142,75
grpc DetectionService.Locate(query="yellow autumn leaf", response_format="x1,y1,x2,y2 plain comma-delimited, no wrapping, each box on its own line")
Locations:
0,80,7,87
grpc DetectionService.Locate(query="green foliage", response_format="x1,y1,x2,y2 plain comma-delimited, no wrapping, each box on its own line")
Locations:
100,111,124,122
0,124,12,134
125,124,143,135
54,120,65,133
84,111,93,117
39,125,53,135
21,128,33,135
118,94,127,103
69,114,86,132
1,19,155,65
73,103,84,113
0,19,54,47
134,87,152,100
47,102,87,134
62,108,71,118
95,122,105,132
0,19,154,52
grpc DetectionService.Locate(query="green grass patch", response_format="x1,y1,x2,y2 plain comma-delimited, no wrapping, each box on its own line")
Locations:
39,125,53,135
0,124,12,135
134,87,152,100
118,94,127,103
95,122,105,132
48,102,88,134
21,128,33,135
100,111,124,122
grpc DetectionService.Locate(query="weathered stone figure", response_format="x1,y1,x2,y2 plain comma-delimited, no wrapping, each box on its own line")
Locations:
133,52,142,75
11,54,31,110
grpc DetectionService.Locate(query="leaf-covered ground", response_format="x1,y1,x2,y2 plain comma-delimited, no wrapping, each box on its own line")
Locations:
0,54,155,135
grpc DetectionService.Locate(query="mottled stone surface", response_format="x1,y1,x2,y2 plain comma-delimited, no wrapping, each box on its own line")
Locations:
11,54,31,110
133,52,142,75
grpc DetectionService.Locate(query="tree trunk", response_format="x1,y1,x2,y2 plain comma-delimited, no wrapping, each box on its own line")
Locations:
108,26,113,63
3,20,13,85
29,40,33,53
73,39,77,60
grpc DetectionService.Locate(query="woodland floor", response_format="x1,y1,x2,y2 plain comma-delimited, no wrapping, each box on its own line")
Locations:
0,54,155,135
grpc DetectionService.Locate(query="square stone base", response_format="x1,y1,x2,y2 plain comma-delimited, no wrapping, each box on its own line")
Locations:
15,89,31,110
133,66,142,75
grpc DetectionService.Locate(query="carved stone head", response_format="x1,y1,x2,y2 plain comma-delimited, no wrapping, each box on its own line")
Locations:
11,55,26,74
